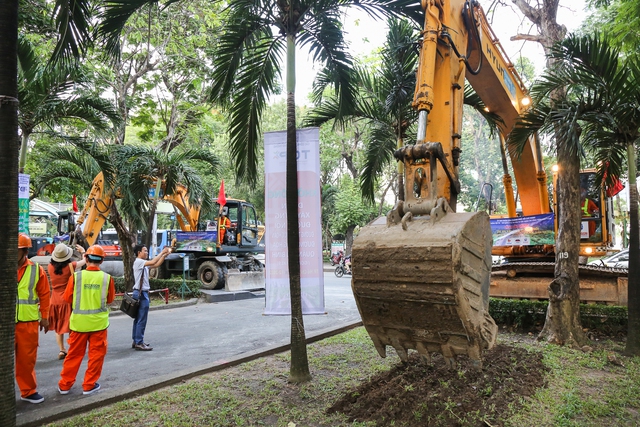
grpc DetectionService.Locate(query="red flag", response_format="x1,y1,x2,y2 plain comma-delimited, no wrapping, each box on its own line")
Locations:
72,195,78,212
606,176,625,197
217,180,227,206
603,162,625,197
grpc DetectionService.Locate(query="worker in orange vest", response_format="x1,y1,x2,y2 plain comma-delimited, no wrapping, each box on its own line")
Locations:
58,245,115,396
219,211,231,244
16,233,50,404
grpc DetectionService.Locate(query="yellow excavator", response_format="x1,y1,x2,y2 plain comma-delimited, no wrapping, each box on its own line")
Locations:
352,0,550,367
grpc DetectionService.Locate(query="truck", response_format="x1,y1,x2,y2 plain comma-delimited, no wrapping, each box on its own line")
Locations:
43,172,265,289
350,0,624,367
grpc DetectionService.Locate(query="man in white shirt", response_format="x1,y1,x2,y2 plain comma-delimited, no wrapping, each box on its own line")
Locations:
131,244,170,351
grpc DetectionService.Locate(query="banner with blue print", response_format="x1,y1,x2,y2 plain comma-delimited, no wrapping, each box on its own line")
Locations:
490,213,555,246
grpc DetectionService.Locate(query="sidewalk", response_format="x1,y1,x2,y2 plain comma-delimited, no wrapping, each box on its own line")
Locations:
16,272,360,426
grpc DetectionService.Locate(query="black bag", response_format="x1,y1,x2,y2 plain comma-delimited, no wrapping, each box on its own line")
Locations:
119,293,140,318
119,269,144,318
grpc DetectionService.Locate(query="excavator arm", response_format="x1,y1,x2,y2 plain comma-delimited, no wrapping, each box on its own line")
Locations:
351,0,548,367
72,173,202,246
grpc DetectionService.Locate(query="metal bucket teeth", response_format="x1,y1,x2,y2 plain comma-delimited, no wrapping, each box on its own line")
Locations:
352,211,498,367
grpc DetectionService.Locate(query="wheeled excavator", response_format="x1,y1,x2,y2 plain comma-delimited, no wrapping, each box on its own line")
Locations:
351,0,623,367
40,172,265,289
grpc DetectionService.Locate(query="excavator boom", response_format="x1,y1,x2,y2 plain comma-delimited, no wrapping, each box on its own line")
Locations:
350,0,540,367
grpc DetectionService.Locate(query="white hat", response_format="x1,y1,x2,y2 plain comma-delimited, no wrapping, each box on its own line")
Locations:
51,244,72,263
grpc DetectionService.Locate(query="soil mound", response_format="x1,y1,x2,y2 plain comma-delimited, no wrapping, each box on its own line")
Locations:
328,344,547,426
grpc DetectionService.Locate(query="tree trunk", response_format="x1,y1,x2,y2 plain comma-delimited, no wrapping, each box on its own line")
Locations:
538,137,586,346
110,204,138,292
285,34,311,383
345,224,356,256
625,141,640,355
0,1,19,424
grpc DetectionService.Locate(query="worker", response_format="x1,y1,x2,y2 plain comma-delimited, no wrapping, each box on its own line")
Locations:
580,186,599,237
132,244,171,351
58,245,115,396
48,243,87,360
219,212,231,244
16,233,50,404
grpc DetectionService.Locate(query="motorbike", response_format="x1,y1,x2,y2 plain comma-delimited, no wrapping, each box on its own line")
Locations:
330,250,344,266
334,256,352,278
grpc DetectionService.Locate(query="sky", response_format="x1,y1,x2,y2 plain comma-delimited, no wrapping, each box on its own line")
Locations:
290,0,589,105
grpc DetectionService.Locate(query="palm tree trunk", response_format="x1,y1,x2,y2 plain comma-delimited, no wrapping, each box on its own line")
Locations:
0,1,19,424
538,137,586,346
625,141,640,355
18,132,28,173
110,204,137,292
285,33,311,383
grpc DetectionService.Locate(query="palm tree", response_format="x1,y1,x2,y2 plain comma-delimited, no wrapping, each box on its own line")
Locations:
305,17,419,204
0,1,19,424
304,18,502,207
37,140,220,289
510,33,640,354
206,1,422,383
17,35,120,173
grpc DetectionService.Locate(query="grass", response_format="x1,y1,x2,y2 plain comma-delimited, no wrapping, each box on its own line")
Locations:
46,328,640,427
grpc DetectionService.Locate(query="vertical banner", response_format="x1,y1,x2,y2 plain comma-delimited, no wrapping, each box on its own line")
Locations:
264,128,324,315
18,174,30,234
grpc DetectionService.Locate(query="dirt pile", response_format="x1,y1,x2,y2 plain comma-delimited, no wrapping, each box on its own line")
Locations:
328,344,547,427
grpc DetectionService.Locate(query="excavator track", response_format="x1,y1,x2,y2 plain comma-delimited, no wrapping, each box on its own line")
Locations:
490,262,628,305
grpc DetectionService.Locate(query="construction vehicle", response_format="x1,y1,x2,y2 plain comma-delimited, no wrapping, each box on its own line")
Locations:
158,198,265,290
351,0,624,367
48,172,265,289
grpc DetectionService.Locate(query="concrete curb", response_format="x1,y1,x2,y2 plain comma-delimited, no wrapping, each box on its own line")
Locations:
17,320,363,427
108,298,199,317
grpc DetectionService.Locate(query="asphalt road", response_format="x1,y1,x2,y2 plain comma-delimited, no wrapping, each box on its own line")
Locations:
16,269,360,426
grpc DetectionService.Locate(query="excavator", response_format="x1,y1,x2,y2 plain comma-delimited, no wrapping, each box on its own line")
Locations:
351,0,622,367
40,172,265,289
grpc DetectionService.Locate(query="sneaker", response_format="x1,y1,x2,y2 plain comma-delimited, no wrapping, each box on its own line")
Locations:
131,341,150,349
58,386,70,395
83,383,101,395
134,343,153,351
21,393,44,404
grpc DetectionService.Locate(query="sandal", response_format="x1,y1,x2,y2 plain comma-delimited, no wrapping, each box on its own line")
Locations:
58,351,67,360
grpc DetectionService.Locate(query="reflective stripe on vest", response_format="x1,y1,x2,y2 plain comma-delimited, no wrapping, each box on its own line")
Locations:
582,199,589,215
16,263,40,322
69,270,110,332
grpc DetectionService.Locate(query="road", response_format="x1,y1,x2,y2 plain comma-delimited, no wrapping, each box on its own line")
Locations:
16,270,360,426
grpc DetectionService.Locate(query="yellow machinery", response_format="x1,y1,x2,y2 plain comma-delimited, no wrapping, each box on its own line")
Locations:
54,173,265,290
351,0,545,366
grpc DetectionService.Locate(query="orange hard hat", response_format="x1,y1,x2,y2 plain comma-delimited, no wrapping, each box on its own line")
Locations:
18,233,32,248
85,245,106,259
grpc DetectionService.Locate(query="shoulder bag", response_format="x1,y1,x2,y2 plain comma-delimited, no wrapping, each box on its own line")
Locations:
119,268,145,318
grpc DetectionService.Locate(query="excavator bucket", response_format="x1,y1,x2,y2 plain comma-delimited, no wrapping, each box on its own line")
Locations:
352,211,498,368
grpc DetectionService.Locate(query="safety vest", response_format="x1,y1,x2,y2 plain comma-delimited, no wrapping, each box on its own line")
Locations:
16,263,40,323
582,199,590,216
69,270,111,332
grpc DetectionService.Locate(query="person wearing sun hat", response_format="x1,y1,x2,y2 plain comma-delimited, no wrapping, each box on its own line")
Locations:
48,243,86,360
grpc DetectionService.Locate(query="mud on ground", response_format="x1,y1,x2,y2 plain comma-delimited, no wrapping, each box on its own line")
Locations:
328,344,547,427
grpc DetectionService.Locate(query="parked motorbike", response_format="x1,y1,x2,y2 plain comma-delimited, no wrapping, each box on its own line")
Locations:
334,256,352,278
330,250,344,266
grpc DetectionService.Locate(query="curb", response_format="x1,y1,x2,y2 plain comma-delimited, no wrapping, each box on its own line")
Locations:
17,320,363,427
108,298,199,317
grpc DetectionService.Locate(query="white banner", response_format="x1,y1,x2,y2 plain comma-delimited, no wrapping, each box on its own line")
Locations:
264,128,324,315
19,174,30,234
